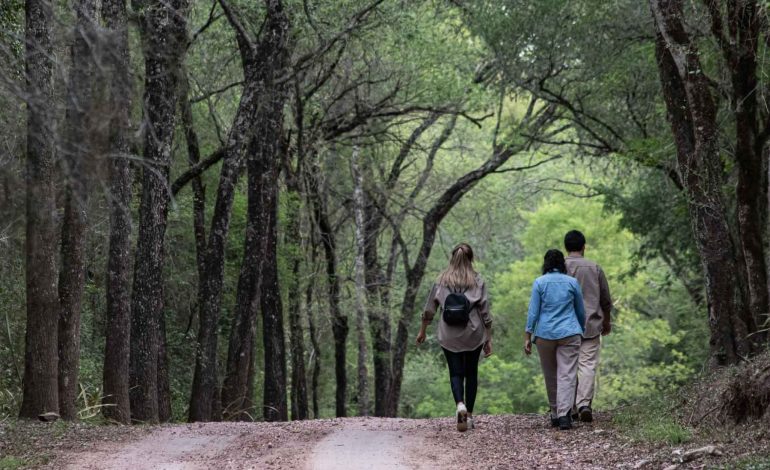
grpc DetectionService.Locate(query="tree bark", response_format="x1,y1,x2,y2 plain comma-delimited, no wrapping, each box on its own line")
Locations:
129,0,188,423
650,0,756,365
286,179,309,421
57,0,99,421
305,253,321,419
221,136,264,421
190,0,288,422
101,0,133,425
351,145,370,417
20,0,59,419
306,167,347,417
704,0,769,344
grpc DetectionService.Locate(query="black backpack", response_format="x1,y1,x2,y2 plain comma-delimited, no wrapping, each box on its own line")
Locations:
442,288,471,326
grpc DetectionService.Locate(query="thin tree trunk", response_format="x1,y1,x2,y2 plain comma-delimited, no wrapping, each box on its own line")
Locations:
351,145,369,417
57,0,99,421
306,168,347,417
305,252,321,419
129,0,188,423
20,0,59,419
385,119,538,416
286,181,308,420
260,154,288,422
101,0,133,425
179,69,207,283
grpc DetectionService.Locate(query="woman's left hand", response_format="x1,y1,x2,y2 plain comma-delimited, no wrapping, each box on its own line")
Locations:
483,340,493,357
523,339,532,356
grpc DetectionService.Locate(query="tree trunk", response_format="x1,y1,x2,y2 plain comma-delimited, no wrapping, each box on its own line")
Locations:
351,145,369,417
57,0,99,421
305,254,321,419
129,0,188,423
101,0,133,425
260,163,288,422
650,0,756,366
286,181,308,420
729,2,768,342
306,168,348,417
191,0,290,423
221,136,264,421
20,0,59,419
179,69,207,283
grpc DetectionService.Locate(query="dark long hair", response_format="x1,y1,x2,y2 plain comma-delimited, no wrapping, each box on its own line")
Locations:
542,249,567,275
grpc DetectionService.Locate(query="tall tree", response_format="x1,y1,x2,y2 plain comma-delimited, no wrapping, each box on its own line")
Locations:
129,0,188,423
351,144,370,417
57,0,99,421
649,0,758,364
102,0,134,424
385,102,557,416
19,0,59,419
306,165,348,417
702,0,769,340
285,162,309,421
193,0,289,422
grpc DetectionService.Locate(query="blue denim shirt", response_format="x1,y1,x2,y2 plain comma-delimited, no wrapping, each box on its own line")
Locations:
526,271,586,341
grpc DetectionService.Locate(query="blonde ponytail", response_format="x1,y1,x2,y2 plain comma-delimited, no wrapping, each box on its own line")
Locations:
437,243,477,291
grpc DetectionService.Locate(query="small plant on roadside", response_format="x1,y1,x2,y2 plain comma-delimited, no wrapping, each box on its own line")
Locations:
612,395,692,445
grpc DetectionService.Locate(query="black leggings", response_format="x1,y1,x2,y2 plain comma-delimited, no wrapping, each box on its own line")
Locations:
442,346,483,413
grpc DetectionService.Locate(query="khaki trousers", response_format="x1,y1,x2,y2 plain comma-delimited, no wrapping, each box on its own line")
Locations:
535,335,580,418
576,335,601,409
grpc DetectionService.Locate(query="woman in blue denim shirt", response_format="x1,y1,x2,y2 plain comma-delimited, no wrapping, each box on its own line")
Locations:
524,249,586,430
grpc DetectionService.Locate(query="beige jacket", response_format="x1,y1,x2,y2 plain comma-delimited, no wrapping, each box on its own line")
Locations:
565,254,613,338
422,276,492,352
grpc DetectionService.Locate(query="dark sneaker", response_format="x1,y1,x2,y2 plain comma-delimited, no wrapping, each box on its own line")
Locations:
578,406,593,423
550,416,559,427
558,415,572,430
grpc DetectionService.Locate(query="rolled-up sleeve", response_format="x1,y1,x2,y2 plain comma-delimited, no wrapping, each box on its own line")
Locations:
421,283,440,322
478,281,492,327
525,280,541,334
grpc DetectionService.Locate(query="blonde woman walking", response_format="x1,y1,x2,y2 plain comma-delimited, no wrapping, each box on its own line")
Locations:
416,243,493,432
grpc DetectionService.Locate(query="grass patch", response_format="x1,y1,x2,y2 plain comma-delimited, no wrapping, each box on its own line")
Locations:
612,397,692,445
720,456,770,470
0,456,27,470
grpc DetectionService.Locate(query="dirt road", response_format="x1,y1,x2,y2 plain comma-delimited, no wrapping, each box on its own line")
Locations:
34,414,743,469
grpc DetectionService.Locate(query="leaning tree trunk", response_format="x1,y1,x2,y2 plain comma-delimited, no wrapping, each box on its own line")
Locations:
129,0,188,423
19,0,60,419
650,0,756,366
58,0,99,421
101,0,133,424
351,145,370,417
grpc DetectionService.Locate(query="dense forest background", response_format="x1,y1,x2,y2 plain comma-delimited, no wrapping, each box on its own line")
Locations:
1,0,767,424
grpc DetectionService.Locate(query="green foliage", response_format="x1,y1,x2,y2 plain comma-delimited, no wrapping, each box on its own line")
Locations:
612,395,692,445
402,193,702,417
0,456,26,470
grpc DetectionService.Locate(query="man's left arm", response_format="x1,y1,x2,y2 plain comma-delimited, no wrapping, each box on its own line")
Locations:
598,267,613,334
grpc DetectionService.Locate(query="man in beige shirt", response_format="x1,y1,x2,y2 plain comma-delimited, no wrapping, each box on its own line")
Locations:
564,230,613,423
